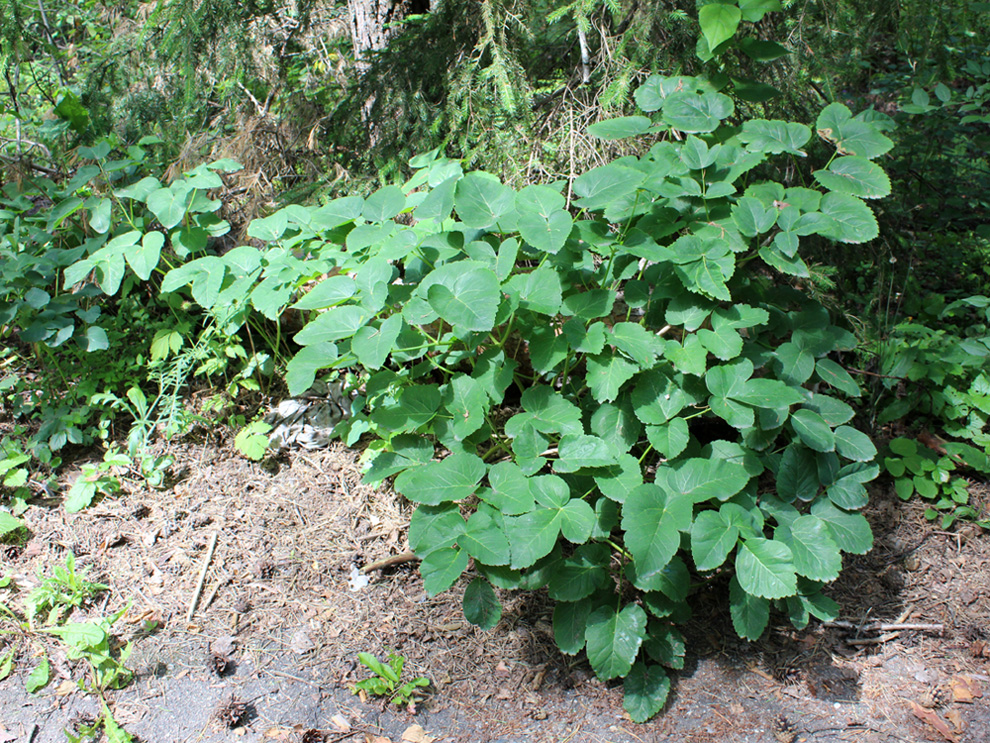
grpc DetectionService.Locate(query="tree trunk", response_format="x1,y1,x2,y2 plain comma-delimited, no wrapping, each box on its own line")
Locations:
348,0,429,71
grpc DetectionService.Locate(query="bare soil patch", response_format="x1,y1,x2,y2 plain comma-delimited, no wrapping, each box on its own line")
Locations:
1,436,988,743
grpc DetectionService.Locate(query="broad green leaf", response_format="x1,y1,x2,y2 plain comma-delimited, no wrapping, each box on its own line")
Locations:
147,185,192,229
364,436,434,485
691,510,739,570
646,419,690,459
555,434,616,472
586,354,639,403
547,544,610,601
454,172,515,228
517,209,572,254
623,663,670,723
834,426,876,462
414,174,458,223
827,462,877,510
738,37,789,60
560,499,596,544
815,358,861,397
816,103,894,159
738,0,781,21
738,119,810,155
311,196,364,230
593,452,644,503
778,515,841,582
729,576,769,640
506,508,562,568
734,378,804,409
777,443,820,502
587,116,652,140
632,369,690,424
520,386,584,435
790,409,835,452
610,322,661,367
486,462,535,515
408,504,465,555
115,175,161,201
554,598,595,655
668,458,750,502
698,324,742,360
352,315,403,370
26,657,50,693
88,198,111,234
585,604,647,681
676,255,732,300
804,392,856,426
735,538,796,599
810,500,873,553
0,511,24,537
621,484,692,578
234,421,271,461
293,305,369,344
591,400,642,451
362,185,406,222
562,289,616,319
293,276,356,310
774,342,815,385
644,623,686,671
504,263,562,315
394,454,486,505
817,193,879,244
572,163,644,211
814,156,891,199
124,231,163,281
285,343,338,395
460,507,512,566
706,357,753,400
698,4,742,50
463,578,502,629
425,264,501,333
421,546,469,596
440,374,488,441
666,292,716,331
634,75,699,112
79,326,109,353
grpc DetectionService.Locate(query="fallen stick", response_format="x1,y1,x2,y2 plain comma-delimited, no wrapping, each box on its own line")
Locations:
361,551,418,573
824,621,944,633
187,532,219,623
847,632,901,645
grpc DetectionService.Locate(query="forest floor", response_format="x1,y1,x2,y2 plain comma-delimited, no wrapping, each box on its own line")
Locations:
1,430,989,743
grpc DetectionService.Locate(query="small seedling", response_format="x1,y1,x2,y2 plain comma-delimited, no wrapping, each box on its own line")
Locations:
353,652,429,708
44,606,134,691
25,552,108,626
64,448,130,513
884,437,990,528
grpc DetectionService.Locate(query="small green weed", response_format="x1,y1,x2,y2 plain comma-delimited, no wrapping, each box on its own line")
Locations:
25,552,109,626
64,449,130,513
353,652,429,709
883,437,990,529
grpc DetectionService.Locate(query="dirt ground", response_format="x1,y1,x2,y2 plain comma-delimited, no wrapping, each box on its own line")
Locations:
1,433,989,743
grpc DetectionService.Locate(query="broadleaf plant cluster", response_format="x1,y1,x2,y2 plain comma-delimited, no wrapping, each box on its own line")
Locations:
37,73,891,721
168,76,882,721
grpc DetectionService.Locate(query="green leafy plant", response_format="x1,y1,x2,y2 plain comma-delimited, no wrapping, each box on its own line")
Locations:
25,552,108,626
883,437,990,529
353,652,430,708
152,71,890,721
44,606,134,691
235,420,272,461
65,448,130,513
1,439,31,536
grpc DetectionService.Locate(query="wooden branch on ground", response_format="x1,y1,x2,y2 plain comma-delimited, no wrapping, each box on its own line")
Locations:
361,551,418,574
